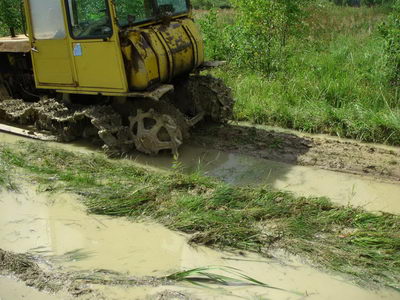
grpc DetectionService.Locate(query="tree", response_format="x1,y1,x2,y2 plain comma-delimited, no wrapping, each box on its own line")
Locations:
0,0,22,37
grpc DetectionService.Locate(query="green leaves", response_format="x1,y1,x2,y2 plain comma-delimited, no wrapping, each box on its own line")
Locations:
199,0,312,73
0,0,23,36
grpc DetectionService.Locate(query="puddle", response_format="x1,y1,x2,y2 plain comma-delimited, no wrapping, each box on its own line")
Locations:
130,146,400,215
0,186,399,300
0,276,69,300
1,132,400,215
0,187,195,276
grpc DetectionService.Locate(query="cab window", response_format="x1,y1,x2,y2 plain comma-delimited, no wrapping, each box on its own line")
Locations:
115,0,154,26
156,0,188,15
66,0,112,39
30,0,66,39
115,0,189,27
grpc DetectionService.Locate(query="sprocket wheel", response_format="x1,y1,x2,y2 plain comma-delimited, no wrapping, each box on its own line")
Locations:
128,108,183,156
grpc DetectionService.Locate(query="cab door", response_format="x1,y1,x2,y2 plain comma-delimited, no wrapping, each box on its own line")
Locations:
27,0,75,87
65,0,127,92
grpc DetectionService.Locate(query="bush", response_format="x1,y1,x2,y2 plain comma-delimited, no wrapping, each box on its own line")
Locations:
199,0,312,73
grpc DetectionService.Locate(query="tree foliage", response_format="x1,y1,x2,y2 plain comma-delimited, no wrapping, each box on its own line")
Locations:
0,0,22,37
199,0,312,73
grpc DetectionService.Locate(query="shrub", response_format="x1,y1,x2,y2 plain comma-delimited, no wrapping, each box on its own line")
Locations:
199,0,312,73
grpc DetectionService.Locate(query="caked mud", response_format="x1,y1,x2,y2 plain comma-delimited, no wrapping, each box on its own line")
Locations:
1,186,399,300
192,123,400,182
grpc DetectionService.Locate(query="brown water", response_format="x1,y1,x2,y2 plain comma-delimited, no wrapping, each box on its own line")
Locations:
0,187,399,300
129,146,400,214
1,131,400,214
0,276,69,300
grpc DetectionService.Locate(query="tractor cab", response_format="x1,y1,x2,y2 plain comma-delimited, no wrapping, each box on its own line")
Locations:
21,0,203,96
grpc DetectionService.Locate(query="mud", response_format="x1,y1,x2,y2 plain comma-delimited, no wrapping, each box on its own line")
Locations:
0,185,399,299
192,123,400,182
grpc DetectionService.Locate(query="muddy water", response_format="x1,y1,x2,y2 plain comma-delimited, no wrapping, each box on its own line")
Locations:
1,131,400,214
0,187,399,300
131,146,400,215
0,187,192,276
0,276,69,300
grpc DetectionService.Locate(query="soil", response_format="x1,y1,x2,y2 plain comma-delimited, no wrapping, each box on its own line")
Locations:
192,123,400,182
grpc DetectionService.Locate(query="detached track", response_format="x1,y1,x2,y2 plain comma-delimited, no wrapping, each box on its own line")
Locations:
192,123,400,182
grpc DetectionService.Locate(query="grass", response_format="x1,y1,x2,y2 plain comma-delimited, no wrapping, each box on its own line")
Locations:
166,266,288,290
0,141,399,288
0,152,15,191
191,0,231,9
199,4,400,145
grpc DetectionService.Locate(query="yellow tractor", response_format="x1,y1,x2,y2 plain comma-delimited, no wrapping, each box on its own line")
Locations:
0,0,233,155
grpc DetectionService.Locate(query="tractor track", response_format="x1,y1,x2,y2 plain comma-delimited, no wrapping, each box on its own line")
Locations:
0,75,235,156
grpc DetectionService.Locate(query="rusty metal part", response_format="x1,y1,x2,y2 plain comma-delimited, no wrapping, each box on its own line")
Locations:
129,108,183,156
0,35,30,53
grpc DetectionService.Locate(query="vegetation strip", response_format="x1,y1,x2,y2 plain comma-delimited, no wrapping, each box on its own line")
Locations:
0,141,399,289
197,1,400,145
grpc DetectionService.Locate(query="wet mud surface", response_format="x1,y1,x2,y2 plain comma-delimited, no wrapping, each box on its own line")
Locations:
1,186,400,300
192,123,400,182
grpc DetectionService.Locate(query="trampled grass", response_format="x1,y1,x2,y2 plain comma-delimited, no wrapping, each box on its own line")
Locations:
199,4,400,145
1,141,399,288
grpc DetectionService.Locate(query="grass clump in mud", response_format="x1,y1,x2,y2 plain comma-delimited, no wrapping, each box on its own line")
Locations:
0,149,16,191
0,141,399,288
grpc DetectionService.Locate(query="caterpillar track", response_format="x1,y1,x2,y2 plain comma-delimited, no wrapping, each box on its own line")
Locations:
0,75,234,156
